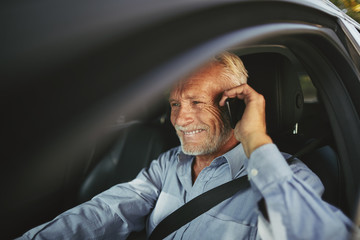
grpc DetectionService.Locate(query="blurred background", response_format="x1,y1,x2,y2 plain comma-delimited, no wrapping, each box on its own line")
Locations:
331,0,360,22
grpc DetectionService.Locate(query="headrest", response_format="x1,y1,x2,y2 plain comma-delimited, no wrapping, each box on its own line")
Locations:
241,53,304,137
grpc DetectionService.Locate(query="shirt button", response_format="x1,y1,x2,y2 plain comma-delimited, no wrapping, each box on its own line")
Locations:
250,169,258,177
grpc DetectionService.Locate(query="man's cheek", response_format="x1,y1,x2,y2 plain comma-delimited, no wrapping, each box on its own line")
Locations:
202,107,224,126
170,114,176,126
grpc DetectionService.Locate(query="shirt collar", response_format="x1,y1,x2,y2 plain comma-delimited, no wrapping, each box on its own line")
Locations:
177,148,193,163
176,143,248,179
222,143,248,178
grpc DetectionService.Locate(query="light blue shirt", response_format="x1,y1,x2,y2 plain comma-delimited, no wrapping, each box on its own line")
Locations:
19,143,353,239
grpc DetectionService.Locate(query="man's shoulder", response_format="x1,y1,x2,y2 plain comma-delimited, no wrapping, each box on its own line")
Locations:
160,146,181,158
155,146,182,165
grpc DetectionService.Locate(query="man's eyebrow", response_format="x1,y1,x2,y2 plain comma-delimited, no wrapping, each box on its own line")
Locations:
188,96,209,102
168,95,208,103
185,94,207,100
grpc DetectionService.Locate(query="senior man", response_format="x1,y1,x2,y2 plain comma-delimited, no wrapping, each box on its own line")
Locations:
19,52,353,239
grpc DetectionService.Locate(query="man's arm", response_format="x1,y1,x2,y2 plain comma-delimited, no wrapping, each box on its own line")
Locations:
17,152,169,240
220,84,354,239
248,144,353,239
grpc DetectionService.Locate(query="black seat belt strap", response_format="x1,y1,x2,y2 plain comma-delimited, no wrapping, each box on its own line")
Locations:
148,174,250,240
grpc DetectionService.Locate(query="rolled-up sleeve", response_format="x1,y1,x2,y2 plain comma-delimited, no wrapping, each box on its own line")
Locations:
248,143,354,240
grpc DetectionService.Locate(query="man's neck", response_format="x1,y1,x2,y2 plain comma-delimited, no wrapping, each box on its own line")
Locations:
191,136,239,183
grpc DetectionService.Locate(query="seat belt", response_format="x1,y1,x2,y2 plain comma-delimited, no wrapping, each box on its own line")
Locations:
148,137,327,240
148,174,250,240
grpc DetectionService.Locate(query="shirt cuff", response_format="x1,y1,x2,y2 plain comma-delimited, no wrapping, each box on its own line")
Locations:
247,143,292,192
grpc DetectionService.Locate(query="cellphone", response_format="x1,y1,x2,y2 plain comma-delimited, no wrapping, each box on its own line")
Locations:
225,98,246,129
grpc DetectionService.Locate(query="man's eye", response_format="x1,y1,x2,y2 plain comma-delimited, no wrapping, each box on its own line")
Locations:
171,103,180,107
192,101,202,105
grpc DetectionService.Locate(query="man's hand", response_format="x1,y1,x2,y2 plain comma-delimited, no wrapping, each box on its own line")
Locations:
219,84,272,158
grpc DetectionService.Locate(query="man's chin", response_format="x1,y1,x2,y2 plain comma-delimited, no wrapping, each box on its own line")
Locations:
181,144,211,156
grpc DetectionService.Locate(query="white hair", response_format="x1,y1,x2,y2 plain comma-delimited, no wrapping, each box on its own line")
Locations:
213,52,248,87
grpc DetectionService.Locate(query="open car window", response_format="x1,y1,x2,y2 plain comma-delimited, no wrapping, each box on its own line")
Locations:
2,0,360,238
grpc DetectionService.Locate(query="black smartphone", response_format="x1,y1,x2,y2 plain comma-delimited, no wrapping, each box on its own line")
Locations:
225,98,246,129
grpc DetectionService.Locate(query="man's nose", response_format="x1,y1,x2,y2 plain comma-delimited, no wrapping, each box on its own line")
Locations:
174,106,194,127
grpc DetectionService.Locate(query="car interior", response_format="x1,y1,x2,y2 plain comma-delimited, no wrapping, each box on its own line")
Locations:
75,49,347,219
4,1,360,239
6,41,353,239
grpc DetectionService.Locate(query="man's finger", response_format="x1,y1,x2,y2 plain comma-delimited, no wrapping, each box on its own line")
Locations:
219,84,247,106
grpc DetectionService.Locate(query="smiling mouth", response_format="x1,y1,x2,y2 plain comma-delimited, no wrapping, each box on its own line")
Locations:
182,129,205,135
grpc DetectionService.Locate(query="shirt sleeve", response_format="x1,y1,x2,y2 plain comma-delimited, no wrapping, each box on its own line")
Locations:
18,151,172,240
247,143,354,240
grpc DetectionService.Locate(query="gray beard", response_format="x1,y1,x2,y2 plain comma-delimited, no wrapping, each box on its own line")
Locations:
179,123,232,156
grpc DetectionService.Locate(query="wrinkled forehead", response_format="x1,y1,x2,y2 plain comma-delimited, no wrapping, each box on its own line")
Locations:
169,63,226,100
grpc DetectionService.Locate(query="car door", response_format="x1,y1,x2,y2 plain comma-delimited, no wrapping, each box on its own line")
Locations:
2,0,360,238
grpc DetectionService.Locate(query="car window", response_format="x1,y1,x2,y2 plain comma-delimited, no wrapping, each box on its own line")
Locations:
299,73,318,103
2,1,360,238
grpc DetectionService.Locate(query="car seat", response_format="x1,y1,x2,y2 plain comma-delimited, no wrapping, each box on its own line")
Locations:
242,52,345,212
77,119,179,203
